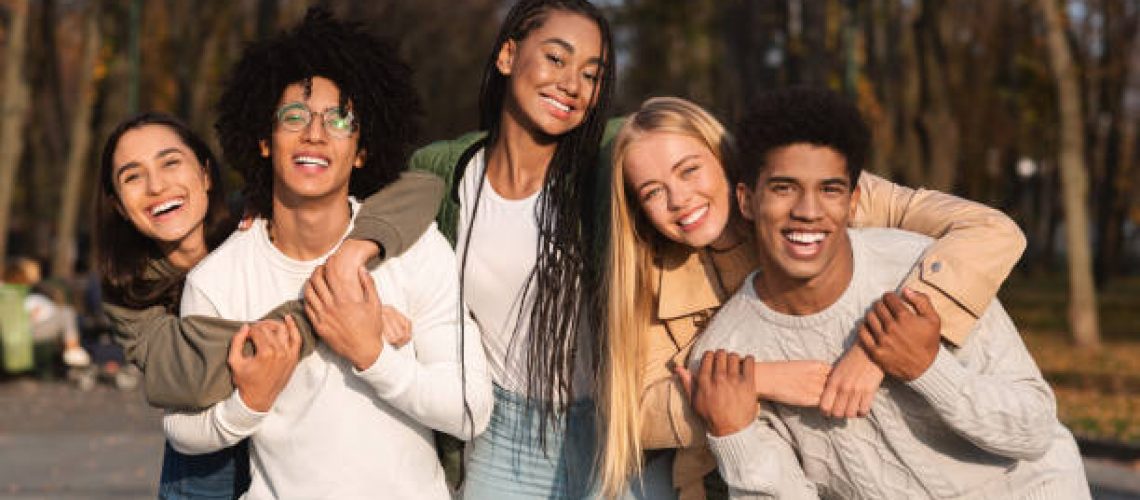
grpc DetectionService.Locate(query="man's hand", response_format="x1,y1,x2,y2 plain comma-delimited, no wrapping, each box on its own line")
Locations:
304,265,385,371
754,360,830,408
676,350,759,437
322,240,382,302
228,317,302,412
819,343,884,418
858,288,942,382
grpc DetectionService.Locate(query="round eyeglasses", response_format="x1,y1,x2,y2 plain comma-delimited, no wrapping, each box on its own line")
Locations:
274,102,358,139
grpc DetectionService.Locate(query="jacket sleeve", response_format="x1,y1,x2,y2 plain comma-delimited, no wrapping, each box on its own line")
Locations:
906,301,1058,460
852,172,1026,345
346,170,445,263
105,299,317,411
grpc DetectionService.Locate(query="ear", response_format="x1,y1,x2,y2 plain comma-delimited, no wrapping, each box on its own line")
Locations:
848,182,862,221
496,39,517,76
259,140,270,158
735,182,755,222
202,160,212,192
354,148,366,169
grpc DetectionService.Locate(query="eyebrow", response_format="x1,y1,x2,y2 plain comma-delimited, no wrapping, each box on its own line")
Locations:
541,38,603,65
765,175,850,187
114,147,184,180
634,153,702,192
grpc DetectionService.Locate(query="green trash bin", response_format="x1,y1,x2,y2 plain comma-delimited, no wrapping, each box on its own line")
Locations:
0,283,33,373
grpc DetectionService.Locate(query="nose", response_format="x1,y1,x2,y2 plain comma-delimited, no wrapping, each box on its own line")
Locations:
145,169,168,195
302,115,327,143
790,191,822,221
556,68,580,98
666,182,692,211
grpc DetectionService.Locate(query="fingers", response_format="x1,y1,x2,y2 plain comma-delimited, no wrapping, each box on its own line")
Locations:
902,288,936,318
820,379,838,415
858,323,879,355
310,265,335,307
698,350,715,387
857,391,873,417
283,314,302,353
881,292,912,318
742,355,756,382
359,267,382,306
304,279,326,325
228,324,251,366
864,309,884,343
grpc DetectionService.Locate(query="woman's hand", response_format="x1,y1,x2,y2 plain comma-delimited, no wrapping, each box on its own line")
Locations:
819,343,884,418
753,360,831,407
380,305,412,348
228,317,302,412
304,265,385,371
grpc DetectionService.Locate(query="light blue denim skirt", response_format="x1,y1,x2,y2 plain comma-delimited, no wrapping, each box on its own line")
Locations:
462,384,597,499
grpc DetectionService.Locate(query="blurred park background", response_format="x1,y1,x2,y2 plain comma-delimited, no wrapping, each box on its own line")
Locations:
0,0,1138,497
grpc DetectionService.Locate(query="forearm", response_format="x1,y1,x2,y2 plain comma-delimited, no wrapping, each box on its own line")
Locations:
706,419,817,499
347,170,445,262
161,392,265,455
854,172,1026,345
905,304,1057,459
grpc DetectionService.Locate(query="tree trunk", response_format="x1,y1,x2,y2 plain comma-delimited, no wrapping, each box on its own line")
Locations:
51,10,101,280
916,0,959,192
0,0,32,266
1038,0,1101,349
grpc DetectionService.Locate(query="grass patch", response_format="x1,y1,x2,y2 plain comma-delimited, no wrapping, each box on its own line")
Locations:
1001,273,1140,444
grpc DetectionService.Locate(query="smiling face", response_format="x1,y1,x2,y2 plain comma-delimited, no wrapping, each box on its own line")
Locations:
736,143,861,287
112,124,212,249
260,76,364,206
623,131,733,249
497,9,603,138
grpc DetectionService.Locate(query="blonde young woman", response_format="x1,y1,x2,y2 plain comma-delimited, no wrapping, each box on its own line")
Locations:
599,96,1026,499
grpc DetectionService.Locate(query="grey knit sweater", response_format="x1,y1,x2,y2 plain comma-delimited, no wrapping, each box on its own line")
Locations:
692,228,1090,500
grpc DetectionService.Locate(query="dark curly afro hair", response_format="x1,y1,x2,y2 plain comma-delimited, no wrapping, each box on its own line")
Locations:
733,86,869,188
215,7,423,217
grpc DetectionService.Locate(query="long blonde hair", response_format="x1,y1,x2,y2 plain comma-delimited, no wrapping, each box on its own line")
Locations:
599,96,733,498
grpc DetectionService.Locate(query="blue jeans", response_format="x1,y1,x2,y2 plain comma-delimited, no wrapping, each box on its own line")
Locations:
157,440,249,499
462,385,597,499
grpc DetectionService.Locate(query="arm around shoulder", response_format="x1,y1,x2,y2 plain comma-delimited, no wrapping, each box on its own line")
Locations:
854,172,1026,345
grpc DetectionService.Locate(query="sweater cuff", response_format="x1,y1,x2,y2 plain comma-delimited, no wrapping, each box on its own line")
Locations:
706,420,777,494
347,217,400,267
906,345,968,408
220,390,268,436
354,341,414,399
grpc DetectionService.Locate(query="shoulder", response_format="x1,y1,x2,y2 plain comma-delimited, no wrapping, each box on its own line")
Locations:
691,279,760,363
184,223,261,290
852,227,931,268
409,131,487,176
381,223,456,276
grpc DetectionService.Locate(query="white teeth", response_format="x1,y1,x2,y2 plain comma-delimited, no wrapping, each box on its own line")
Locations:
151,199,184,216
786,231,825,244
543,97,571,112
679,206,708,226
295,156,330,167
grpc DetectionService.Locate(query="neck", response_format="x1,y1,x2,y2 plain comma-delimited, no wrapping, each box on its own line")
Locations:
163,227,209,271
707,217,747,252
752,240,854,316
268,192,352,261
485,109,557,199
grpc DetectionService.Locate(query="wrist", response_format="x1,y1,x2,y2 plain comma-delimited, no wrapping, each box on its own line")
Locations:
340,239,381,266
351,340,384,372
708,418,751,438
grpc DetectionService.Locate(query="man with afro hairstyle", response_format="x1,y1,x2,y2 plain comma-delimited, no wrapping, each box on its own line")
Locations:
161,8,492,499
686,87,1089,499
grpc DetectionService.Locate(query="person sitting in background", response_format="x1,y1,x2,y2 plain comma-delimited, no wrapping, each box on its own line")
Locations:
2,257,90,372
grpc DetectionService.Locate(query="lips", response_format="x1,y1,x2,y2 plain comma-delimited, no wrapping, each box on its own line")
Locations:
782,229,827,259
293,154,331,174
148,198,185,218
678,205,709,232
541,95,575,119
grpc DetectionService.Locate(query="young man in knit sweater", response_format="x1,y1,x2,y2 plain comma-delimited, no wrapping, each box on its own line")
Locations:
684,88,1089,499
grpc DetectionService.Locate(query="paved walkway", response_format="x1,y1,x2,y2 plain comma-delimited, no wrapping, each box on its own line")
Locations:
0,378,1137,499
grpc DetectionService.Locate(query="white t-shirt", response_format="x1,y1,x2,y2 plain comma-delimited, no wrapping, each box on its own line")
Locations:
163,201,492,500
455,150,592,400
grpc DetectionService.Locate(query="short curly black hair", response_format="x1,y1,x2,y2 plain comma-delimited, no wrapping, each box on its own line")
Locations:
733,87,869,189
215,7,423,217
